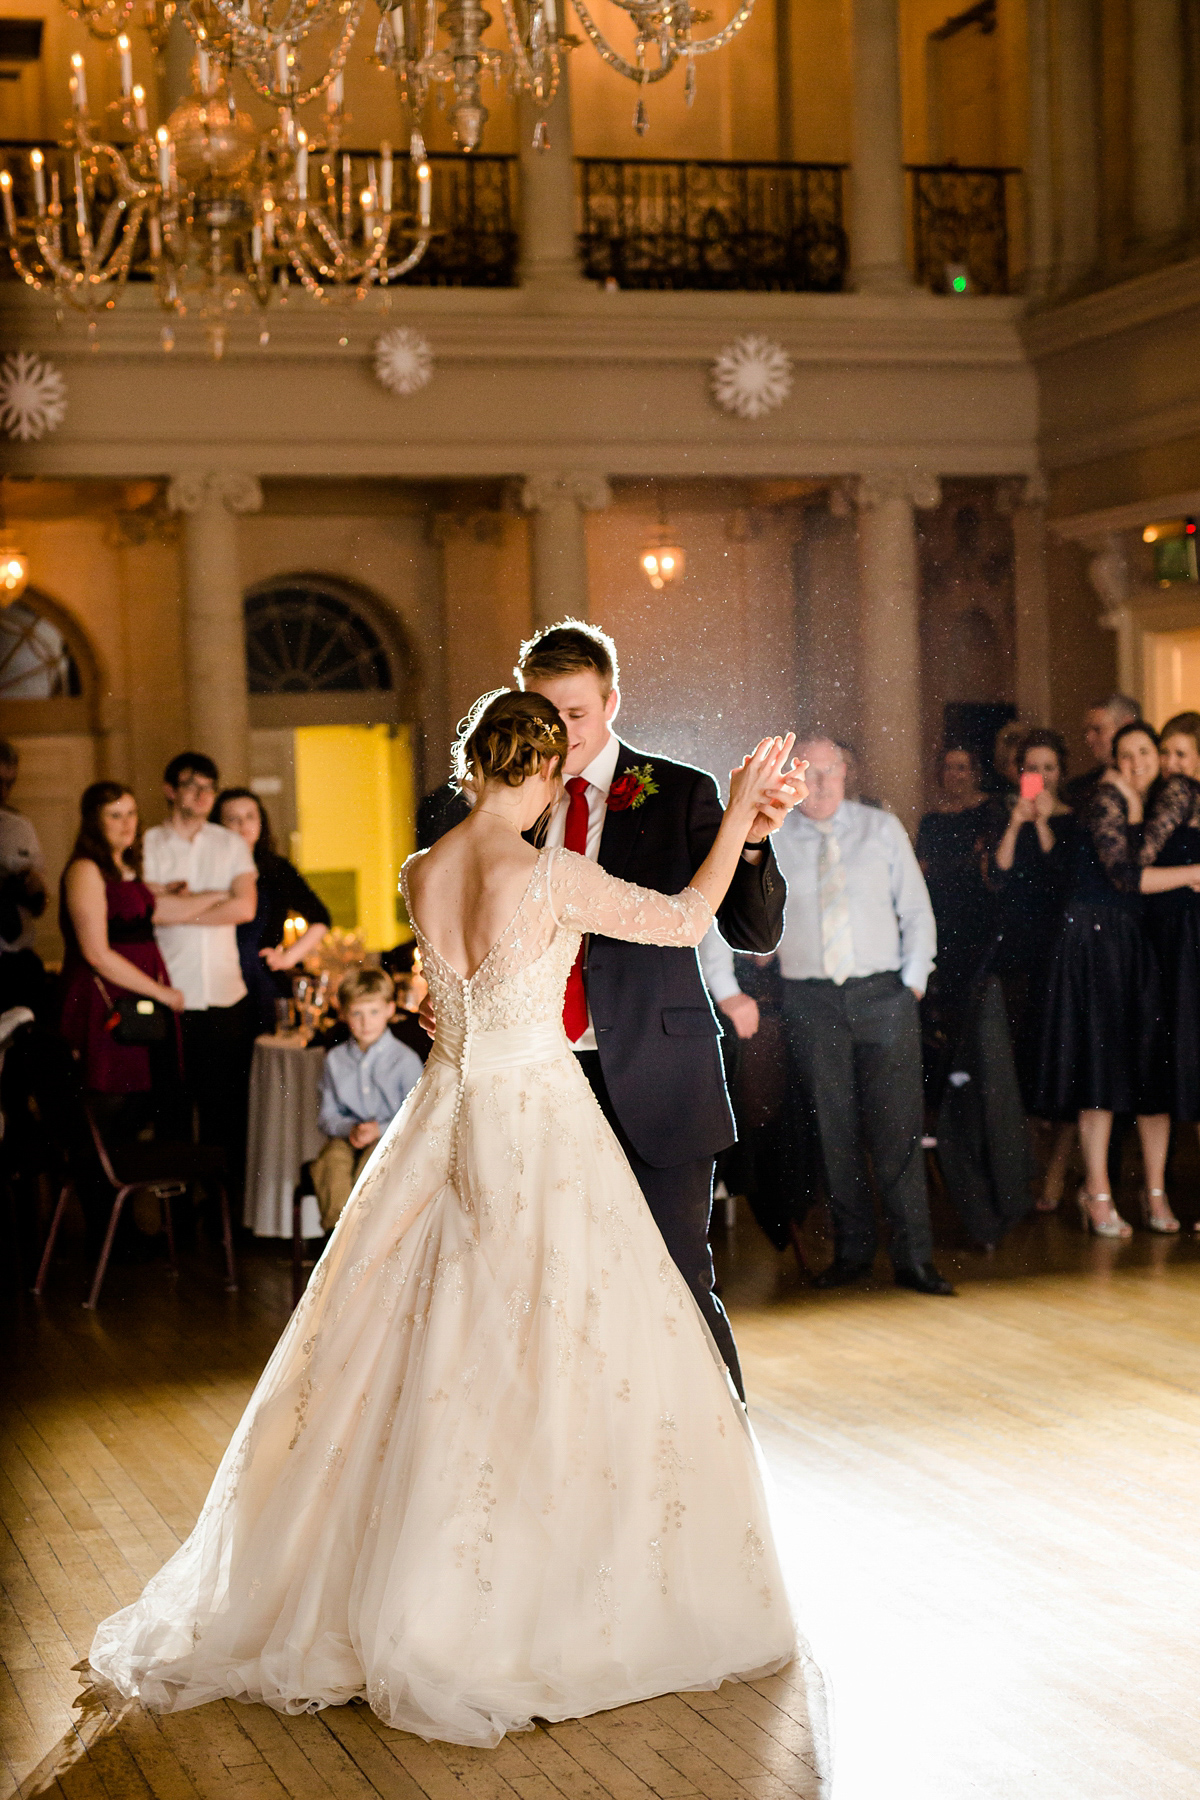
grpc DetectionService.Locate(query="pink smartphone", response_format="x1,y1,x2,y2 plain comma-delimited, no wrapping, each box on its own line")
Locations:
1019,772,1044,800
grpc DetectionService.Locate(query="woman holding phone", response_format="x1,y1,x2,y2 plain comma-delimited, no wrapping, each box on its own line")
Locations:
1034,722,1200,1237
989,731,1079,1210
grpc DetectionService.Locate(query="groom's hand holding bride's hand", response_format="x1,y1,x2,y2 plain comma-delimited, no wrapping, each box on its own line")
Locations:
734,740,808,854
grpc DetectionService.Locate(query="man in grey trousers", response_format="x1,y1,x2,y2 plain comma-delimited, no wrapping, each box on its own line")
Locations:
772,735,954,1296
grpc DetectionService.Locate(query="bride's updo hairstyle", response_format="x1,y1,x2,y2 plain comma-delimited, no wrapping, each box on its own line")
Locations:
452,688,569,795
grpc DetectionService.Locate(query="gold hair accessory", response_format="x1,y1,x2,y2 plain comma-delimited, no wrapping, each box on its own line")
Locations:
533,718,559,742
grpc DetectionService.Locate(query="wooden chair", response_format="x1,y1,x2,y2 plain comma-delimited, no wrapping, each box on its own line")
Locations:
33,1099,238,1309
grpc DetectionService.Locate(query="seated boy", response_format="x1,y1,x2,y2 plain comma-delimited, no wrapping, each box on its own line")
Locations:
311,966,423,1229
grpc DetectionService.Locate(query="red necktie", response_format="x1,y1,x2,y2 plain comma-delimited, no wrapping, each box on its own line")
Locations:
562,776,591,1042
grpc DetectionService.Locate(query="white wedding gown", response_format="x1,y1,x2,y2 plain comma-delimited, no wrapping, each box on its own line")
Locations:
90,846,796,1747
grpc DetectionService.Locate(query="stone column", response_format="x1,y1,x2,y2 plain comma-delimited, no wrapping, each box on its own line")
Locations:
167,471,262,785
1053,0,1099,291
853,471,940,832
1024,0,1054,301
999,475,1052,724
850,0,909,293
522,473,611,628
518,68,583,289
1131,0,1187,247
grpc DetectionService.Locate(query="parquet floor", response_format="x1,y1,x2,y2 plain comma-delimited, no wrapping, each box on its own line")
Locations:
6,1187,1200,1800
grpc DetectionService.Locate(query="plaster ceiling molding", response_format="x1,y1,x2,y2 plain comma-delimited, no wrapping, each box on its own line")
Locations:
710,334,793,421
0,351,67,441
374,328,434,398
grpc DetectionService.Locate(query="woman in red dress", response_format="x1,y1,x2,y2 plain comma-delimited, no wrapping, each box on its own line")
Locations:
59,782,220,1133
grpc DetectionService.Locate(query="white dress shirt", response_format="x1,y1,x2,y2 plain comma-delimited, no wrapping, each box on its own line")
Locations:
697,924,742,1002
542,732,622,1050
144,821,256,1011
772,801,937,992
0,808,44,953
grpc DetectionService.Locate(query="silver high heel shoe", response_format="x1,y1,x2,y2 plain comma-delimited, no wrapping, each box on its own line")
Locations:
1139,1187,1181,1234
1076,1187,1133,1239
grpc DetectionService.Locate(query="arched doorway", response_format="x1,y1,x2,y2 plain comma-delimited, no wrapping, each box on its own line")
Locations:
0,588,103,962
244,574,418,950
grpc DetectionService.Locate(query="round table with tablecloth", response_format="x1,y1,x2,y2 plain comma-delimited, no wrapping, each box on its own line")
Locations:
244,1034,327,1239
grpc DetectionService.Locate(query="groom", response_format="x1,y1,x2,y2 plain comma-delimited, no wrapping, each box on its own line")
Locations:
517,621,795,1399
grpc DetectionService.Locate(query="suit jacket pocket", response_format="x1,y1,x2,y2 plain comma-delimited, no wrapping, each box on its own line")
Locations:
661,1007,717,1038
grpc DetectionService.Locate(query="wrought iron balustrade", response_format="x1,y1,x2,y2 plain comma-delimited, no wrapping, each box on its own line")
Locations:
0,142,518,288
577,158,848,292
906,163,1021,296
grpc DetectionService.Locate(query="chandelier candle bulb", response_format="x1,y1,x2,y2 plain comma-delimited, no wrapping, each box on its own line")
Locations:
117,34,133,96
295,132,308,197
155,128,170,189
148,214,161,255
0,173,15,238
328,72,344,111
132,84,147,132
418,160,431,225
72,153,89,245
380,142,393,211
252,220,263,261
543,0,557,36
196,46,211,92
29,150,45,213
70,54,88,113
275,41,289,90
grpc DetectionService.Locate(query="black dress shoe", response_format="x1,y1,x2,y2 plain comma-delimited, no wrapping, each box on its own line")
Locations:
812,1258,873,1290
894,1262,956,1296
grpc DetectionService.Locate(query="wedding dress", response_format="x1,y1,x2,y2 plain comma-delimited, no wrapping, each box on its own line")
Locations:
90,846,796,1748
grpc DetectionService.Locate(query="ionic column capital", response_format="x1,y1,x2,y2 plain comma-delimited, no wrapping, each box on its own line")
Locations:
852,470,941,513
522,472,612,515
167,470,264,517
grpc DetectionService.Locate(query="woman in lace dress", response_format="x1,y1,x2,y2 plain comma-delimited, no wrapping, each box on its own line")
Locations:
90,691,803,1748
1033,722,1200,1237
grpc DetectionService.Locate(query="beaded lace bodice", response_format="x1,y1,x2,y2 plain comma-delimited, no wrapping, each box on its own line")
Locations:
400,846,713,1035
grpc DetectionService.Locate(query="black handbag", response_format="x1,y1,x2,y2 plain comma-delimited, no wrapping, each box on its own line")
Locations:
94,975,170,1046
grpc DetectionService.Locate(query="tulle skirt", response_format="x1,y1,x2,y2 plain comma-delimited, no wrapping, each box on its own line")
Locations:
1032,903,1167,1118
88,1022,797,1746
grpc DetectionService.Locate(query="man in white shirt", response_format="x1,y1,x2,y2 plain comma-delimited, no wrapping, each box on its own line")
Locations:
0,739,48,1014
143,752,257,1174
772,735,953,1296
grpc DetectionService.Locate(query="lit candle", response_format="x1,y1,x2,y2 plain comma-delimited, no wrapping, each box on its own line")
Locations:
389,7,405,49
0,172,16,238
117,33,133,97
417,159,431,226
327,72,343,112
380,140,393,211
263,196,276,244
149,213,161,254
30,148,46,212
131,84,148,132
196,46,211,93
156,126,171,189
252,220,263,262
73,151,88,243
543,0,557,34
70,53,88,113
275,41,289,91
295,129,307,198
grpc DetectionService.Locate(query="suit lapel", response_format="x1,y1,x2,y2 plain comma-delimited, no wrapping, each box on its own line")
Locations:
597,740,645,881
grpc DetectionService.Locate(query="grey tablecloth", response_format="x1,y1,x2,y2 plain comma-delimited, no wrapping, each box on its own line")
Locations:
244,1034,327,1238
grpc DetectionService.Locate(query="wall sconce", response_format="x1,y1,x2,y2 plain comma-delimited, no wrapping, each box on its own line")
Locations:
0,543,28,605
640,542,686,591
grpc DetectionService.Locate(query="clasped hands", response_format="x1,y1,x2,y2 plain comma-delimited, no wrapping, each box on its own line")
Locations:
735,735,808,848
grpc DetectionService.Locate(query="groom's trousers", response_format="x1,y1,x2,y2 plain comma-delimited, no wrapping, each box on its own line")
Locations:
575,1050,745,1401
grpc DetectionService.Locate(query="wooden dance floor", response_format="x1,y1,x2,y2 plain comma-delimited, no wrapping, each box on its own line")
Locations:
5,1198,1200,1800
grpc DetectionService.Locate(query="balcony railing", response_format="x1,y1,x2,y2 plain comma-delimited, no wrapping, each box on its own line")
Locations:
576,158,848,293
0,142,519,289
906,163,1021,296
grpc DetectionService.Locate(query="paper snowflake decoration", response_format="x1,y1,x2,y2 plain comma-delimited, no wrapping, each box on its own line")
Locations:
710,334,793,420
374,328,434,397
0,352,67,441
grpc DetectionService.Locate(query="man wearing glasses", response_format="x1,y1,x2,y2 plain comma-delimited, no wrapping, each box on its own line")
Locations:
144,753,257,1181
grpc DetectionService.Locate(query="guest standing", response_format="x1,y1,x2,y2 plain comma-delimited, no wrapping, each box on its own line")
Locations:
988,730,1080,1210
773,735,952,1295
143,754,257,1183
1159,711,1200,780
1034,723,1200,1236
916,746,996,1086
58,782,231,1220
1137,744,1200,1228
1062,694,1140,812
0,739,48,1014
214,789,331,1033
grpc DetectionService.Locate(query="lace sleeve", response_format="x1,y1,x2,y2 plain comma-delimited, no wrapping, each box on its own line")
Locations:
546,848,714,947
1140,775,1197,865
1087,785,1140,893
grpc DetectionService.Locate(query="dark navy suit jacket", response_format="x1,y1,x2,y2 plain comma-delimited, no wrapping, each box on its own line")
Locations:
585,741,785,1168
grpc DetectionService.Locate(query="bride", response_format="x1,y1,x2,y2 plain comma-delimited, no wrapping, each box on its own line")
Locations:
90,689,803,1749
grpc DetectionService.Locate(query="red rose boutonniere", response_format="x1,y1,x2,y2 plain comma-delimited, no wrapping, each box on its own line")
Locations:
606,763,658,812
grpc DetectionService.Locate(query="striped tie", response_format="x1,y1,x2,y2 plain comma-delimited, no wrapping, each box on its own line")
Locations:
815,821,854,984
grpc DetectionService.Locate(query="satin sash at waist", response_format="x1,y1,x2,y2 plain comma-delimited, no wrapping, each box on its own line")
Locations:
429,1019,571,1076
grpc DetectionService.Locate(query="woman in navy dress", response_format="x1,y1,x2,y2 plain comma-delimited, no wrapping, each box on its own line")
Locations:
988,730,1080,1210
1033,723,1200,1236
